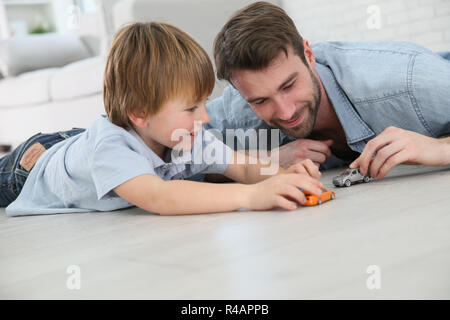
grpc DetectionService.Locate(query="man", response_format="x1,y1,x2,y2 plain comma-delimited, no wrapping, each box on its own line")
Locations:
205,1,450,180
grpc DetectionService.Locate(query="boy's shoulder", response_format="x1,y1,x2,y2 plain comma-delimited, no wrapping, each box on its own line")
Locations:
90,115,128,139
88,115,138,148
87,115,158,162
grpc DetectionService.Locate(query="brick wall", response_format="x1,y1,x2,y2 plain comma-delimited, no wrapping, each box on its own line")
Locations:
283,0,450,52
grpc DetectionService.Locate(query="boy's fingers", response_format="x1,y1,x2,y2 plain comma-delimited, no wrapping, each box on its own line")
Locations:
291,164,307,175
275,195,298,210
281,185,306,206
287,174,323,195
303,161,321,178
291,160,320,178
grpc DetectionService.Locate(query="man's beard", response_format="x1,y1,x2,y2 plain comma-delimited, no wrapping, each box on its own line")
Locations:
269,66,321,138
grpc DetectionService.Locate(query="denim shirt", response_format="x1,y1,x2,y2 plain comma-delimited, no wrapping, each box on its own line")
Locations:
205,41,450,170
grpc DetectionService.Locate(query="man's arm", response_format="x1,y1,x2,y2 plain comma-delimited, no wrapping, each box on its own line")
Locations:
350,50,450,179
350,127,450,179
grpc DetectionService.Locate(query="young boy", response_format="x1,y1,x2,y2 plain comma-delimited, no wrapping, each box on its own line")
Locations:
1,22,323,217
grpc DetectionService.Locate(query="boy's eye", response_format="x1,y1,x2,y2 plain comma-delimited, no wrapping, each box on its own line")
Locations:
186,106,198,112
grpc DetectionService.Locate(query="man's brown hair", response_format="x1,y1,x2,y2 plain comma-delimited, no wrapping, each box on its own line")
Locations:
214,1,307,83
104,22,215,129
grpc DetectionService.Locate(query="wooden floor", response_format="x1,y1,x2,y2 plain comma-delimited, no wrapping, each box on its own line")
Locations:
1,164,449,299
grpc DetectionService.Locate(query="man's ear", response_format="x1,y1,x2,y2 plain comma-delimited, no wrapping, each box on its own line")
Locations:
128,110,149,129
303,39,316,69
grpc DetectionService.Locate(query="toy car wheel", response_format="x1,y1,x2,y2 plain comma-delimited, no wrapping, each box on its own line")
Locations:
363,176,370,183
344,179,351,187
317,199,322,205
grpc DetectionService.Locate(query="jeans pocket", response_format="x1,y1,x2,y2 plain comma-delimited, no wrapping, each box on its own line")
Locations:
0,183,16,207
11,167,28,197
0,153,14,174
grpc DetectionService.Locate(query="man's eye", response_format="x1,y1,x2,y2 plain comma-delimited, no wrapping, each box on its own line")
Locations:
254,99,267,106
284,81,295,91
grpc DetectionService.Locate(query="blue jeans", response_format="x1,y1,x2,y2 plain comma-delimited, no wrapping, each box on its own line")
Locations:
0,128,85,207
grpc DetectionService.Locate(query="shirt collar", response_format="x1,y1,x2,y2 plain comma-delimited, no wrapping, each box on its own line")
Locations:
127,129,193,171
315,63,375,149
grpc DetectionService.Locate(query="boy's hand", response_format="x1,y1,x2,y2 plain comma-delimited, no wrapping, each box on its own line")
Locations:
285,159,321,179
246,173,323,211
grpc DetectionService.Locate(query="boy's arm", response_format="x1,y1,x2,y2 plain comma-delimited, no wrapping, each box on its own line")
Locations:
114,169,324,215
204,150,281,183
220,150,280,184
114,174,250,215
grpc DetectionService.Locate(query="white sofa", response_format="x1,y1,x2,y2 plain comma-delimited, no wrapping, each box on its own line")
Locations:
0,54,106,148
0,6,108,148
0,0,278,148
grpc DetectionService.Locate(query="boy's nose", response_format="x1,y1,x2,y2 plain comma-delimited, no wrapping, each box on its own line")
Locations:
199,106,210,124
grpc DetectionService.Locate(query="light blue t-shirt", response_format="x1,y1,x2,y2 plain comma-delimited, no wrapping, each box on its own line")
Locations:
6,115,233,216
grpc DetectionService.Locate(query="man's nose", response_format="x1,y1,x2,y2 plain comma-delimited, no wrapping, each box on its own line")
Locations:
272,96,295,121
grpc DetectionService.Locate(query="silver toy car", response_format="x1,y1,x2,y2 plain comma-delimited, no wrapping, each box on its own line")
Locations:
333,168,371,187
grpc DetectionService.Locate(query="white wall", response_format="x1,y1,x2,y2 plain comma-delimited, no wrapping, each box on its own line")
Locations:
283,0,450,52
112,0,282,99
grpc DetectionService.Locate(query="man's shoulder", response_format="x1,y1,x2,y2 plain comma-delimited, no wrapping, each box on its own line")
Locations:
206,85,263,132
312,41,433,57
312,41,432,104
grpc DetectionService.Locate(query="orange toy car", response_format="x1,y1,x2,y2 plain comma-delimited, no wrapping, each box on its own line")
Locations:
303,188,336,206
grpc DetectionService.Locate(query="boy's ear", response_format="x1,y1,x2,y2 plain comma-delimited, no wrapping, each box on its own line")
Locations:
128,110,149,129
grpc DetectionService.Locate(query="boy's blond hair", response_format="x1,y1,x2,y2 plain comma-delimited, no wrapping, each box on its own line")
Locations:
103,22,215,129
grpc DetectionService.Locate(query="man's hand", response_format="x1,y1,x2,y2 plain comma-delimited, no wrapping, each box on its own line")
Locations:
276,139,333,168
350,126,450,179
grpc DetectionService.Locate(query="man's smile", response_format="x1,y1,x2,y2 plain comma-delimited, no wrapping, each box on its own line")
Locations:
281,107,306,128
